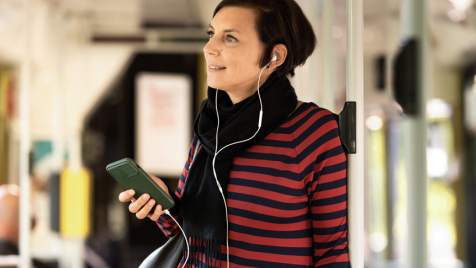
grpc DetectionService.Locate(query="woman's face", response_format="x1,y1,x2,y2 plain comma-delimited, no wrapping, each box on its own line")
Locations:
204,7,267,103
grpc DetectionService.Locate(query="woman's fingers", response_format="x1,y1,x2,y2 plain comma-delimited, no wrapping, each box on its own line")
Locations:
119,175,171,221
129,193,151,214
135,199,156,219
119,190,135,202
148,204,164,221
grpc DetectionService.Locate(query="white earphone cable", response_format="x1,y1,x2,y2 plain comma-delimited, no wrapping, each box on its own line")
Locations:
212,60,271,268
212,88,230,268
158,57,274,268
163,209,189,267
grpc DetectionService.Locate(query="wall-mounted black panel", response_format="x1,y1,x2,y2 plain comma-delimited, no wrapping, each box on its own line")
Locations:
393,39,418,115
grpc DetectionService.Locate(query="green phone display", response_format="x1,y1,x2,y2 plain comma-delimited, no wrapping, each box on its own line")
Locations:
106,158,175,210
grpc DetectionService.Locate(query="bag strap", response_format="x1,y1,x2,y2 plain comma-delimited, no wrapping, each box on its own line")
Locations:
189,138,201,170
193,138,201,161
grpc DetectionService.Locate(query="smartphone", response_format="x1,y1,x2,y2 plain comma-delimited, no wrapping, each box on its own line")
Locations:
106,158,175,210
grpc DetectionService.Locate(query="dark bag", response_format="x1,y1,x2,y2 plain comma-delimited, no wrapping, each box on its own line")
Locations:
138,231,184,268
139,139,201,268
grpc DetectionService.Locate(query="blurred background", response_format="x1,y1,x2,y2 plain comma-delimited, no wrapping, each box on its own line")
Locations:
0,0,475,267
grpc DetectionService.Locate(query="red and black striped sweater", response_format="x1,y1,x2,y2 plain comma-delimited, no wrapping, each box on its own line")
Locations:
157,102,350,267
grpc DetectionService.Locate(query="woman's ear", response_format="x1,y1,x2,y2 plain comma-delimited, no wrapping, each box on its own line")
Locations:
270,44,288,69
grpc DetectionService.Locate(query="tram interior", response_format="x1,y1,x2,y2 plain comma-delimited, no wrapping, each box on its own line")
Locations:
0,0,476,267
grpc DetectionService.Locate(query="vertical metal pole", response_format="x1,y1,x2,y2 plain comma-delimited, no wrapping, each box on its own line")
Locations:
307,0,319,105
322,0,335,113
19,0,32,266
401,1,428,267
52,9,65,176
346,0,364,267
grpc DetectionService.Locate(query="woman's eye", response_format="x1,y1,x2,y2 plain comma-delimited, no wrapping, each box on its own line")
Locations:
206,31,237,43
225,35,237,42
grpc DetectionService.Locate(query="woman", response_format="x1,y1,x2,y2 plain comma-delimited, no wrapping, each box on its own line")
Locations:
118,0,350,267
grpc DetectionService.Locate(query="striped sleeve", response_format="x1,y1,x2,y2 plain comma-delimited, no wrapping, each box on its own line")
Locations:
299,109,350,267
155,135,199,238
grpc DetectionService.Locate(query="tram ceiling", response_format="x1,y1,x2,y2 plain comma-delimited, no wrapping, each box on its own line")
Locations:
70,0,476,55
89,0,219,38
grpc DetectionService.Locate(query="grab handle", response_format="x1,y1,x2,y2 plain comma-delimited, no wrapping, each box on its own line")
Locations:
338,101,356,154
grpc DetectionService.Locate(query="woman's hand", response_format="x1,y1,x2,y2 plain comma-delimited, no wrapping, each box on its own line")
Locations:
118,174,171,221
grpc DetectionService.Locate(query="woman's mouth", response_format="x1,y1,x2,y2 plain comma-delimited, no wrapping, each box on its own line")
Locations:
208,65,226,72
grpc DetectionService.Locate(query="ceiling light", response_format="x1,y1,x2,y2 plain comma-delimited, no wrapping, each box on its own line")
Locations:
449,0,473,12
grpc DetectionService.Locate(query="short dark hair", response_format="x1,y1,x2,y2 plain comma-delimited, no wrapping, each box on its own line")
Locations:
213,0,317,77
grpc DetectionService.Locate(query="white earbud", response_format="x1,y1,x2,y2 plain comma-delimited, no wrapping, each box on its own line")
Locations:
266,55,277,68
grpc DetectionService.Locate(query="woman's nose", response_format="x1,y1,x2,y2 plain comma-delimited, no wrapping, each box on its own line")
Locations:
203,37,220,57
